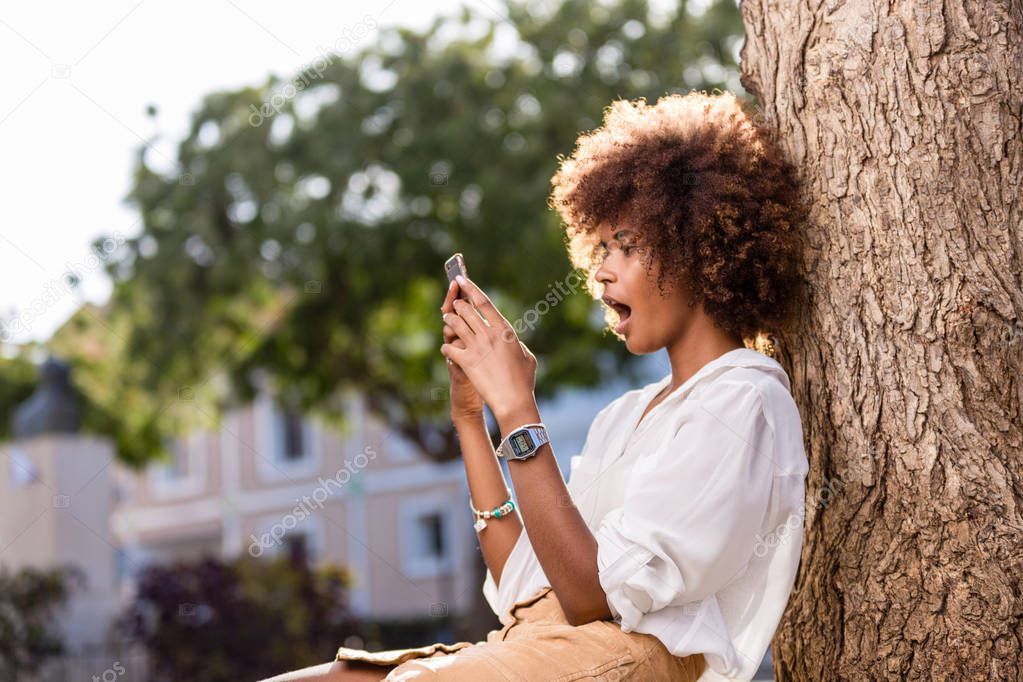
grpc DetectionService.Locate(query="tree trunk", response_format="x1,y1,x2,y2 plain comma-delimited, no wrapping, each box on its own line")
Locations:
739,1,1023,679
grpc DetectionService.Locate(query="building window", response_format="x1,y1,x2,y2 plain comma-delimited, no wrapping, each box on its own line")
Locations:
254,514,325,565
283,533,308,564
148,433,205,499
6,446,39,487
273,400,311,463
418,512,446,560
280,407,305,461
167,438,190,478
151,437,188,481
400,497,455,580
254,390,321,481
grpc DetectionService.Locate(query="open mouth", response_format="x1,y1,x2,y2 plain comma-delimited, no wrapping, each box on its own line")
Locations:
601,295,632,329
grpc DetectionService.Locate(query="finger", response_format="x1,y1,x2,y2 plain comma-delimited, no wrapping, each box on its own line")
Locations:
440,342,470,367
445,337,467,370
449,289,490,327
444,320,476,350
454,275,507,330
443,323,468,345
441,279,458,315
452,298,489,336
443,310,477,341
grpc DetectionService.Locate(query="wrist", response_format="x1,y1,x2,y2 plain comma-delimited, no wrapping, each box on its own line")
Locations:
495,400,541,437
452,410,486,428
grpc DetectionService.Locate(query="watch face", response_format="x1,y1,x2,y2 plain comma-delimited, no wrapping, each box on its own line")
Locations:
511,431,534,456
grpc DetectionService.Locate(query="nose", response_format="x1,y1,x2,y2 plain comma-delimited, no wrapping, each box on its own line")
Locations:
595,256,616,287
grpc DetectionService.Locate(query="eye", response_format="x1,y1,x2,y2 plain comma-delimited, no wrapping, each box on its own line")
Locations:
594,236,642,264
622,240,645,256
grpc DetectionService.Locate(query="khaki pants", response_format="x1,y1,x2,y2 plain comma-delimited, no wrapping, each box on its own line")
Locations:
335,585,707,680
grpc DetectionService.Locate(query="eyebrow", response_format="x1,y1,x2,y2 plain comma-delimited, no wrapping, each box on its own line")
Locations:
598,229,634,247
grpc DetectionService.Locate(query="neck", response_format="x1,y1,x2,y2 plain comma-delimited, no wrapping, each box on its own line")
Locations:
663,311,744,391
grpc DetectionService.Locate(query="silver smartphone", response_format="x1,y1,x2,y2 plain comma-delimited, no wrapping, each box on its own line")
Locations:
444,252,468,301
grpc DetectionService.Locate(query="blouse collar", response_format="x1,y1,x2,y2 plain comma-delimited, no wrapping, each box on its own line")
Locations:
635,347,786,434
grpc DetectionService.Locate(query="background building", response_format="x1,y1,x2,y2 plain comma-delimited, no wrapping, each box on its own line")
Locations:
0,352,669,661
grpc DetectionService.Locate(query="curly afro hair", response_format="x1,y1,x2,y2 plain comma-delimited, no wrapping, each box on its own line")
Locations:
548,90,806,345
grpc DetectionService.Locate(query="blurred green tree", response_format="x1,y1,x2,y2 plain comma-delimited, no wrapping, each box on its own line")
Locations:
119,554,361,681
27,0,745,465
0,351,41,442
0,564,81,679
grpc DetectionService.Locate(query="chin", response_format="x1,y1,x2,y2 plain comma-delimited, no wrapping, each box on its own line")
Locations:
625,338,657,355
627,327,670,355
619,329,655,355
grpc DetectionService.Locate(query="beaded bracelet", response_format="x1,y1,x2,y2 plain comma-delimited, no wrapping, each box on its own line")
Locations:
469,490,516,532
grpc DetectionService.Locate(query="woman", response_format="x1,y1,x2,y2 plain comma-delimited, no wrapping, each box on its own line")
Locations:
264,90,808,681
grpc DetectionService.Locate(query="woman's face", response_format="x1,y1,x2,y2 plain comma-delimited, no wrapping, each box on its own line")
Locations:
593,222,694,354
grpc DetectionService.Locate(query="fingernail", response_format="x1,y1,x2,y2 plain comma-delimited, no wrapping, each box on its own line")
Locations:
456,275,466,284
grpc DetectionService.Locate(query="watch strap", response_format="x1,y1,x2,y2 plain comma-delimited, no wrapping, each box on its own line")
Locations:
497,423,549,461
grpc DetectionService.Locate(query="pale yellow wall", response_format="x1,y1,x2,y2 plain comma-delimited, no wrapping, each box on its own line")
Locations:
0,435,120,649
124,427,223,508
365,481,477,618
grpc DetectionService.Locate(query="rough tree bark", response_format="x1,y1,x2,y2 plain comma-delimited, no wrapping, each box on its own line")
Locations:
739,1,1022,680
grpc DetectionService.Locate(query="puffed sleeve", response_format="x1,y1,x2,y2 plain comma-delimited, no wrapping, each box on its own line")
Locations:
595,379,776,631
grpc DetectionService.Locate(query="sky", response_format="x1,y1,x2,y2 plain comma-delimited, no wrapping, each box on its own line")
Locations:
0,0,504,347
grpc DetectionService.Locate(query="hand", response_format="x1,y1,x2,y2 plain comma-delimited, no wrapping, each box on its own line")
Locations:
440,275,538,422
441,279,484,421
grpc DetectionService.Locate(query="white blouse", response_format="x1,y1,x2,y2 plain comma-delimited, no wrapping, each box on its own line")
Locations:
482,347,809,681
